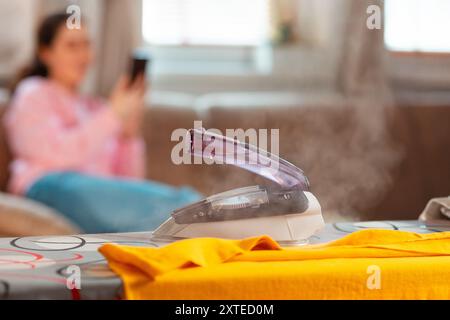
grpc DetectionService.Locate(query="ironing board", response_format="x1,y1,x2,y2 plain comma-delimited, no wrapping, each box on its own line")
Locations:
0,220,449,299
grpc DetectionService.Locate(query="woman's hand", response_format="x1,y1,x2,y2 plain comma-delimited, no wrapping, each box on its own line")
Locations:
109,74,147,138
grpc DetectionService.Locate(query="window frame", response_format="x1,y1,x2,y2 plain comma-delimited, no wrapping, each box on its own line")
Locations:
388,50,450,59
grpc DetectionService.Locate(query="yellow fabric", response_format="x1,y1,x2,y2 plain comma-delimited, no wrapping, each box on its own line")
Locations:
99,230,450,300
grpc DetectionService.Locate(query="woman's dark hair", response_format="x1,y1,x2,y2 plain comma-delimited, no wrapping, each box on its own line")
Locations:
10,13,70,93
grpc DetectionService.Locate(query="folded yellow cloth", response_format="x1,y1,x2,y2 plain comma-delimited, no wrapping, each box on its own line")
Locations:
99,230,450,300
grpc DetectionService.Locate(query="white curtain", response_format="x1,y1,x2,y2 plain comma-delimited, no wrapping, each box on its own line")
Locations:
331,0,401,214
336,0,396,146
94,0,141,96
337,0,388,98
282,0,401,218
0,0,38,82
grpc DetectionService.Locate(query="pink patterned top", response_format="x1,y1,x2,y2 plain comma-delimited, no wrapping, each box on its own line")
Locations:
4,77,146,194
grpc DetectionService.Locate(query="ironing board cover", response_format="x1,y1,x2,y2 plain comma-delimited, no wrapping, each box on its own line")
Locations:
0,220,449,299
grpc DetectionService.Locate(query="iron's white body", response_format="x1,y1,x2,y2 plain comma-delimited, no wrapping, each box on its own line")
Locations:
151,192,324,244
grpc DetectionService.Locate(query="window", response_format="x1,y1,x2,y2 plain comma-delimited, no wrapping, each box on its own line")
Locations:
142,0,270,46
385,0,450,53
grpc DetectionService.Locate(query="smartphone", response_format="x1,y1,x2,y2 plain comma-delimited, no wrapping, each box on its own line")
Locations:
129,52,150,83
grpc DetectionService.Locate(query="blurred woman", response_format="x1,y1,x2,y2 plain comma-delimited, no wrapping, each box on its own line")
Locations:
4,13,201,233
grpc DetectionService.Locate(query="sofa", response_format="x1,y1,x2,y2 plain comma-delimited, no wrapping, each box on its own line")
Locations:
0,92,449,236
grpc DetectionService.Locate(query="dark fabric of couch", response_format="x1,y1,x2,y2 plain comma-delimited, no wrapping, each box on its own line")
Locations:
1,101,449,223
0,105,11,191
143,102,450,222
366,104,450,220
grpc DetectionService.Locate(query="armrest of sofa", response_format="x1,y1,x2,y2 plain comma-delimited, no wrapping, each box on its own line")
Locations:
0,192,80,237
0,102,11,192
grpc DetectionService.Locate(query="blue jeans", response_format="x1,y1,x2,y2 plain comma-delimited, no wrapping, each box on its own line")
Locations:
25,172,203,234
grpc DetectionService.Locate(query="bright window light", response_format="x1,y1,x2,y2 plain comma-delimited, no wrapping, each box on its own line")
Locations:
385,0,450,52
142,0,270,46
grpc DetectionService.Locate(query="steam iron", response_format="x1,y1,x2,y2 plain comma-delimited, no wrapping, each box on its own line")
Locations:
151,128,324,245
